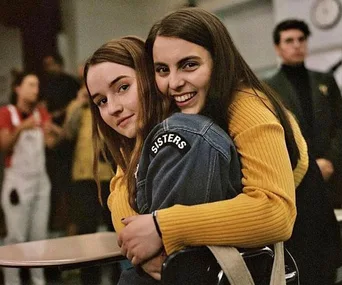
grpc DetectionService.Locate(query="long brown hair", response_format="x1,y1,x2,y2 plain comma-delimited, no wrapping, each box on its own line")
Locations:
146,7,299,168
84,36,171,206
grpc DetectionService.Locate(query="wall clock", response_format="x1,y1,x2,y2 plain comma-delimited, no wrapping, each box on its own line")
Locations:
311,0,342,29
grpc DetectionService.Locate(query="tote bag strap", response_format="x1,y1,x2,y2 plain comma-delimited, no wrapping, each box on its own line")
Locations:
270,242,285,285
207,242,285,285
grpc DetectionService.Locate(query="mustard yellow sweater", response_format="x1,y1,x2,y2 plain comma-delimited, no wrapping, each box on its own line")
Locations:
108,89,308,255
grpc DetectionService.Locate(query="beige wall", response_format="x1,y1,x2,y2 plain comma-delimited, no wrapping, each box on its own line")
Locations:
214,0,276,73
0,24,22,105
60,0,187,73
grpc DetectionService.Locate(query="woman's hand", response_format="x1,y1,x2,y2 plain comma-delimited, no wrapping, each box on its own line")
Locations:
141,252,166,280
118,214,163,265
316,158,334,181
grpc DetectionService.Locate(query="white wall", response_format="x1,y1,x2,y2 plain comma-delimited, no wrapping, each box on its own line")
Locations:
59,0,78,74
215,0,276,74
197,0,276,76
60,0,186,74
197,0,256,13
0,24,22,105
273,0,342,52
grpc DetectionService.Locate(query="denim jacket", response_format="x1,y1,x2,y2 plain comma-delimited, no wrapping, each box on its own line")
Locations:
136,113,242,214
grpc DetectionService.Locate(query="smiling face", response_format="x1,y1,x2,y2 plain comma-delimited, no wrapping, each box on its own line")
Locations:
86,62,139,139
153,36,213,114
275,29,308,66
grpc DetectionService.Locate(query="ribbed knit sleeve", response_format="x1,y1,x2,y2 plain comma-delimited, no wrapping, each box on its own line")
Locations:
108,167,138,233
157,90,308,254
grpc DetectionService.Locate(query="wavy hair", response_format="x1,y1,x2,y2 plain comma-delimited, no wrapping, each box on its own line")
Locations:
84,36,171,206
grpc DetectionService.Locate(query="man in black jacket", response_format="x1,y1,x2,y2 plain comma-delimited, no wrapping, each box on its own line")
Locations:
266,19,342,205
266,19,342,285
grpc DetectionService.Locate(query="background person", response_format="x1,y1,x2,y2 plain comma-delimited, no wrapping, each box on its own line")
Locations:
265,19,342,208
265,18,342,284
40,53,80,233
0,71,60,285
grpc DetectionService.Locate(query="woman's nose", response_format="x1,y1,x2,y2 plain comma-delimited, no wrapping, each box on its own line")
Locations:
107,96,123,116
168,71,185,91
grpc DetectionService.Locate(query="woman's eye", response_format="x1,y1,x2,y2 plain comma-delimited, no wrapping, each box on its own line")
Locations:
155,66,169,76
183,61,198,70
118,84,129,92
94,97,107,107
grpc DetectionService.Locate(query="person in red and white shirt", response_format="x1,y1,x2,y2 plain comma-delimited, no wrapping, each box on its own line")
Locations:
0,71,62,285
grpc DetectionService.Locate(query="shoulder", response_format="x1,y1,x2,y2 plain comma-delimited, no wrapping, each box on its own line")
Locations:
0,105,16,118
147,113,233,158
229,88,281,135
163,113,213,131
147,113,210,156
0,105,13,129
309,69,339,90
264,69,282,84
309,69,336,81
154,113,229,141
110,166,124,191
308,69,327,76
0,105,11,116
36,105,51,122
231,88,273,113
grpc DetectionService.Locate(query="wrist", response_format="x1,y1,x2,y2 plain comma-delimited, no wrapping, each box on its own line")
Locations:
152,211,162,238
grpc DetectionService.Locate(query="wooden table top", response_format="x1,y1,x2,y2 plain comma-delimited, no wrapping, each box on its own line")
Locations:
0,232,125,269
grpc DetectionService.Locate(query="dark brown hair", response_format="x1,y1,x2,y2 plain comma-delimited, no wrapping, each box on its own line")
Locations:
273,19,311,45
146,7,299,167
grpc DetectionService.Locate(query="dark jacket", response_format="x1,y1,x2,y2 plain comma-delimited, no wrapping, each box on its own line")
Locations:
266,68,342,284
136,113,242,213
265,69,342,169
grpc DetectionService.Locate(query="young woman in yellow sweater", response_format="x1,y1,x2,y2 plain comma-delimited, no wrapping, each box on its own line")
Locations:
116,7,306,258
115,8,341,285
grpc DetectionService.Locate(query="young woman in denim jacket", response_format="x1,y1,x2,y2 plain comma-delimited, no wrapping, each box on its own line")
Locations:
84,36,243,284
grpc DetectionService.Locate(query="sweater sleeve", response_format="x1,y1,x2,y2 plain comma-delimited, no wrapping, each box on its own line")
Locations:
107,167,138,233
157,91,308,254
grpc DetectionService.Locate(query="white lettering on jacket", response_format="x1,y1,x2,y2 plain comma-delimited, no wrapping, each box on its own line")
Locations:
150,132,190,156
